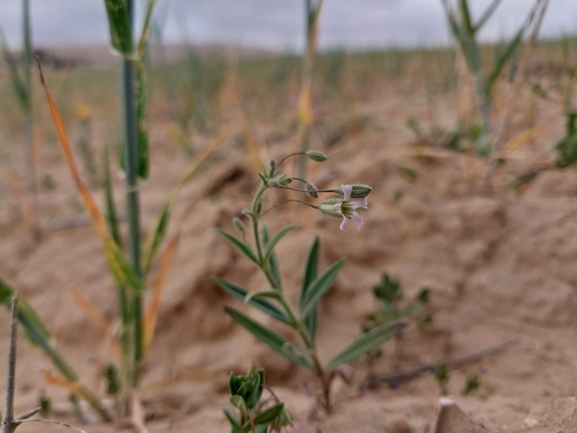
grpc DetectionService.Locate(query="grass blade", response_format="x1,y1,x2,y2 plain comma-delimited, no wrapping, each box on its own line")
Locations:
299,258,346,319
142,202,170,274
103,143,123,247
102,0,133,56
0,23,28,110
143,233,180,353
224,306,313,370
135,56,149,179
474,0,503,32
214,228,259,265
325,321,406,371
299,237,319,340
213,277,290,325
37,59,144,291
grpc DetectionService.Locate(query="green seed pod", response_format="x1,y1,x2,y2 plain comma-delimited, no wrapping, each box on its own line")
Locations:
304,150,328,162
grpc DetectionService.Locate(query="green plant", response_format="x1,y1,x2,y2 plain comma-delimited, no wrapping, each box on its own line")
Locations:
440,0,548,155
225,364,292,433
214,151,405,414
362,274,432,371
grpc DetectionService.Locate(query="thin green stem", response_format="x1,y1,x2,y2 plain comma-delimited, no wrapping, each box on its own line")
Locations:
121,0,144,388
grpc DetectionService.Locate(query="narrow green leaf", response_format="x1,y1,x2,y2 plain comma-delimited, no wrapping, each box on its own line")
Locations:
262,225,299,264
137,0,158,57
142,201,170,274
0,23,28,110
300,237,319,340
103,237,145,291
244,291,282,304
223,409,241,428
224,307,313,370
103,143,123,248
262,224,282,290
213,277,290,325
485,21,528,97
474,0,503,32
299,258,346,318
253,403,284,425
325,321,406,371
102,0,133,56
459,0,474,36
135,57,149,179
214,228,259,265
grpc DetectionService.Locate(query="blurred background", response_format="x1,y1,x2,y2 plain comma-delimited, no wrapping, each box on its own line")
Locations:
0,0,575,52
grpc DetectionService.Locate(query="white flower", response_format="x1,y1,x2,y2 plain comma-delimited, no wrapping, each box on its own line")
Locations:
319,184,369,230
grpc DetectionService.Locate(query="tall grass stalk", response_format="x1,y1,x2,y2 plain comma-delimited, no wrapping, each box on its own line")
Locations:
440,0,546,155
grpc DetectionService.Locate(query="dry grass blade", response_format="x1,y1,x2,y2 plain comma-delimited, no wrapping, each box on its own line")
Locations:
37,57,144,291
131,395,150,433
501,121,555,155
36,57,105,233
42,370,82,392
143,234,179,353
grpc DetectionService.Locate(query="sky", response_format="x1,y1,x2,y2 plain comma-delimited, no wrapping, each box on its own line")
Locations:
0,0,575,52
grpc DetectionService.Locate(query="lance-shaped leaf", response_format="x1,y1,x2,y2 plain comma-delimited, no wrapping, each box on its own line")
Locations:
244,290,282,304
214,228,259,265
253,403,284,425
225,307,313,370
142,201,170,274
325,321,406,371
474,0,503,32
223,409,241,429
262,225,299,264
213,277,290,325
262,224,282,290
299,257,345,319
299,237,319,340
0,23,28,110
103,0,133,56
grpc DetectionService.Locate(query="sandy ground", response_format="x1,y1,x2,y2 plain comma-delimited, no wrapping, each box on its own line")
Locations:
1,72,577,433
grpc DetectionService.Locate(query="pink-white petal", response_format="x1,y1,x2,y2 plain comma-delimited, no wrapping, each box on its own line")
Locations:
339,216,348,230
349,197,368,210
333,202,342,212
341,184,352,200
351,211,363,229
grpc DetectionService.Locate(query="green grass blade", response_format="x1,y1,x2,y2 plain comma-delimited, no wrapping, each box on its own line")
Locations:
135,57,149,179
213,277,290,325
485,22,528,98
299,257,345,319
137,0,158,56
474,0,503,32
458,0,474,35
262,225,299,264
225,306,313,370
0,23,28,110
325,321,406,371
102,0,133,56
214,228,259,265
103,143,123,248
142,202,170,274
299,237,319,340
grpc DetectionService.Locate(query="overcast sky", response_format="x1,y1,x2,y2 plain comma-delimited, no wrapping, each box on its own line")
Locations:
0,0,574,52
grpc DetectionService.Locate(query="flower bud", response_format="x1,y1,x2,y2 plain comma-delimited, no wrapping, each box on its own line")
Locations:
333,183,372,198
305,181,319,199
269,158,277,172
318,198,343,218
267,178,280,188
277,174,292,185
304,150,327,162
232,217,245,233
